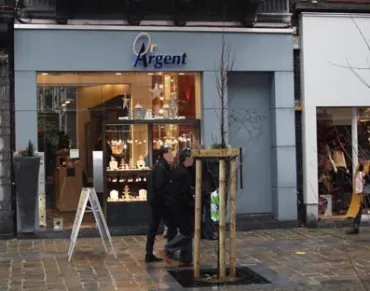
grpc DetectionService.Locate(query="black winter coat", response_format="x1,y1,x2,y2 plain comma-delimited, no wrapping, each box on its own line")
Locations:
171,163,194,211
189,160,217,195
169,163,195,234
150,159,172,206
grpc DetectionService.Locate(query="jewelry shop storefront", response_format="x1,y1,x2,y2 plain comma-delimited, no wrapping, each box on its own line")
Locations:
14,24,296,234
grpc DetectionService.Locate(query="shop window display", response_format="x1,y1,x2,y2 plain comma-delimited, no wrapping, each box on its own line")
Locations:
317,108,353,218
37,72,201,230
357,108,370,155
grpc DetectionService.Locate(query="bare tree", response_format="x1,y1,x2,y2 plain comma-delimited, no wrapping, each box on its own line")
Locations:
215,38,234,149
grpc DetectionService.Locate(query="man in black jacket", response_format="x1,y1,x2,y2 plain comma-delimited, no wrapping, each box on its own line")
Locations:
189,150,217,240
145,146,173,263
159,148,194,266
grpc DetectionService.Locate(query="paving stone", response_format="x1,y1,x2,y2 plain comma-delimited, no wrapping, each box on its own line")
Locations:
1,228,370,290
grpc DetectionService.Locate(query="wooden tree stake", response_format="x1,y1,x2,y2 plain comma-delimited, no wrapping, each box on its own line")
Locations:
229,158,237,278
193,159,202,279
218,159,226,281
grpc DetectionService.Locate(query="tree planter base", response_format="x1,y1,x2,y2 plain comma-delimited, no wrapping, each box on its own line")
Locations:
168,267,270,288
14,156,41,233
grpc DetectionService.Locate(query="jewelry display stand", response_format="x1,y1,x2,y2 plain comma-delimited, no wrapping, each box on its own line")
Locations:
103,119,200,226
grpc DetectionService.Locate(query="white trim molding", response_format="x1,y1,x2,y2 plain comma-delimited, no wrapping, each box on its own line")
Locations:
14,23,293,34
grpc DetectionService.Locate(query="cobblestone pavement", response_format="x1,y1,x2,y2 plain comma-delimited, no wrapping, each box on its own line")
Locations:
1,228,370,290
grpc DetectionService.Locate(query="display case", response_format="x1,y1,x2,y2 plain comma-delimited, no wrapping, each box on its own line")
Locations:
103,119,201,226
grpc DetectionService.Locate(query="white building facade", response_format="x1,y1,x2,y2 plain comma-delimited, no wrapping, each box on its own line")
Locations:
300,13,370,223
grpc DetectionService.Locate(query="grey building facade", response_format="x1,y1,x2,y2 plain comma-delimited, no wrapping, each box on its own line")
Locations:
13,25,297,233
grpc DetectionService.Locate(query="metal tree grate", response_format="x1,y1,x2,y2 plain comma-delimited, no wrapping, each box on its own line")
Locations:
168,266,271,288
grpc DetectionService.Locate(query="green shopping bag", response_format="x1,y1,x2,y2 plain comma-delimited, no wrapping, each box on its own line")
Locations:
210,190,219,222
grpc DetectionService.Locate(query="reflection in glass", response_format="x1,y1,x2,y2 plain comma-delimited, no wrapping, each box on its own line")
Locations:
358,108,370,156
316,108,352,218
152,123,198,163
36,72,201,229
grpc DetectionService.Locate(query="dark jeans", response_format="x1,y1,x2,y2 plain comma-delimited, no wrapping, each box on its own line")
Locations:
146,204,166,254
201,194,214,238
165,209,194,263
166,233,193,262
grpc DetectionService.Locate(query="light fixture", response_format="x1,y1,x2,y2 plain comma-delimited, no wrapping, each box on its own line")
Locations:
159,84,164,89
41,73,49,76
148,73,154,76
64,98,73,105
115,72,122,76
61,103,67,107
158,72,163,75
179,73,185,75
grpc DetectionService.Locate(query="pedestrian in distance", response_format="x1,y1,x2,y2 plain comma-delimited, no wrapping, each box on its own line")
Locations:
159,148,195,267
347,154,369,235
145,146,174,263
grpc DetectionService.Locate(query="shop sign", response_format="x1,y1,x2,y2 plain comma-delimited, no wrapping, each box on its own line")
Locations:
132,32,187,69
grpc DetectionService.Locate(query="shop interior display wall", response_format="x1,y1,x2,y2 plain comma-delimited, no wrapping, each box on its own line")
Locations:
36,72,201,230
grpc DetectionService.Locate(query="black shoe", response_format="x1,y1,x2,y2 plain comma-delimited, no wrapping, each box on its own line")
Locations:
145,253,163,263
346,227,359,235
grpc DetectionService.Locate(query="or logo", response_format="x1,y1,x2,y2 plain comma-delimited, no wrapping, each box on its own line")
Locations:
132,32,187,69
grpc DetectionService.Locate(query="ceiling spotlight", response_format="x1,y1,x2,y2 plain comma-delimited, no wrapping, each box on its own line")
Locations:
115,72,122,76
179,73,185,75
41,73,49,76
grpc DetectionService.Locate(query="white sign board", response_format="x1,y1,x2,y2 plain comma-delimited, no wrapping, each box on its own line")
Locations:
68,188,117,262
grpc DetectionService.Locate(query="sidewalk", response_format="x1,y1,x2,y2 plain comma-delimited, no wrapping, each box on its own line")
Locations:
1,228,370,290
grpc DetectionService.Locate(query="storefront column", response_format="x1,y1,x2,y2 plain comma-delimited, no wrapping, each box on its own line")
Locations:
14,71,38,150
201,72,228,147
270,71,297,221
352,108,358,174
302,105,319,226
14,71,39,231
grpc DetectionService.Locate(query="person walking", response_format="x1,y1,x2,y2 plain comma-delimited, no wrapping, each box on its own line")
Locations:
159,148,195,266
145,146,173,263
200,158,217,240
347,154,368,235
189,144,216,240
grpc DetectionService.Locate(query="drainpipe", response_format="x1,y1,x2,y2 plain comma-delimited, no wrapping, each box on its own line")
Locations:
8,23,16,237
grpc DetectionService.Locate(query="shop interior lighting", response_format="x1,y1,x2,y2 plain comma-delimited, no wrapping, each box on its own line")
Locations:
60,98,73,108
115,73,122,76
41,72,49,76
